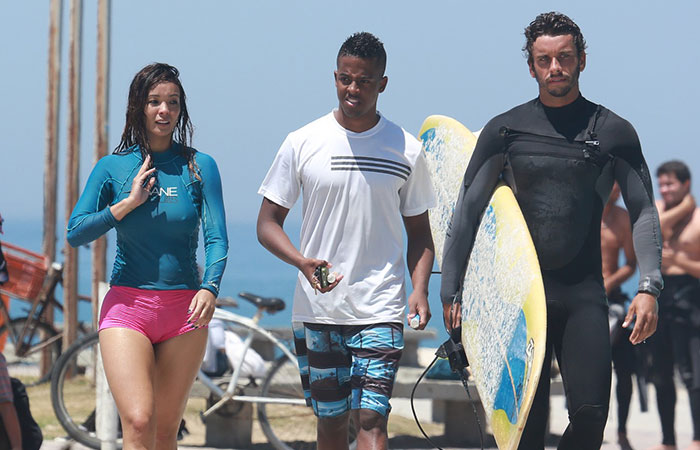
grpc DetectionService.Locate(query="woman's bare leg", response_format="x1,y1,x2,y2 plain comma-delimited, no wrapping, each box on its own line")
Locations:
152,328,208,450
99,328,156,450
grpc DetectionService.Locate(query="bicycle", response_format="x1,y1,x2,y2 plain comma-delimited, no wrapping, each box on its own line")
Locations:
50,291,348,450
0,240,93,382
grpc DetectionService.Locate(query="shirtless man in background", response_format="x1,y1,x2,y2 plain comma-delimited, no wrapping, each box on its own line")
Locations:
602,182,638,450
650,160,700,450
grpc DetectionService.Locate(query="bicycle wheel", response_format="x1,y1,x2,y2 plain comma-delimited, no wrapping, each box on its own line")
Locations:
258,356,358,450
1,318,62,382
51,332,119,449
258,356,317,449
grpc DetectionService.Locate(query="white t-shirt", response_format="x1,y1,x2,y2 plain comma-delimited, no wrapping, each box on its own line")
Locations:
258,111,436,325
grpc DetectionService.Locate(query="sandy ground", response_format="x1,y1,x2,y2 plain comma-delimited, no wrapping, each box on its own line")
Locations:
39,347,694,449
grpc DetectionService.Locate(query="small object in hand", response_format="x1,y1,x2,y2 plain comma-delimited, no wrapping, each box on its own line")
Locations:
410,314,420,330
314,265,330,289
326,272,338,284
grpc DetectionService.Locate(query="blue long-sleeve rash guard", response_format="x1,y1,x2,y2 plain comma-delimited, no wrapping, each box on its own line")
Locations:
67,144,228,297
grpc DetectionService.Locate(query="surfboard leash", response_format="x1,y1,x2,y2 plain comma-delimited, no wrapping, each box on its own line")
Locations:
409,330,485,450
410,355,444,449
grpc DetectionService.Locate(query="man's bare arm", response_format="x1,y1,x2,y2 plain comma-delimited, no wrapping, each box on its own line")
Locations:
257,198,300,267
658,194,695,240
0,402,22,450
257,198,342,292
605,209,637,293
403,211,435,329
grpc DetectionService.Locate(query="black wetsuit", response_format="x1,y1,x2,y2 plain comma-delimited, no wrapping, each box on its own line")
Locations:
648,274,700,445
441,96,663,450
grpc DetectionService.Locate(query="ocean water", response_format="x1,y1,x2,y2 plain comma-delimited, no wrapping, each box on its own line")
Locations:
2,218,641,351
2,219,450,348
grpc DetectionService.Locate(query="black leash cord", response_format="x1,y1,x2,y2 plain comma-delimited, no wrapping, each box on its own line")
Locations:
414,272,484,448
409,356,485,450
458,367,485,450
410,355,444,450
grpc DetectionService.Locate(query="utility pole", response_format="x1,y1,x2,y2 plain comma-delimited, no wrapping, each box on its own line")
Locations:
92,0,110,327
42,0,62,376
63,0,82,350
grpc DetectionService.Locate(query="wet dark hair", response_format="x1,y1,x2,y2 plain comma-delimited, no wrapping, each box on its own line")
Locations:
337,32,387,76
114,63,199,180
523,12,587,66
657,160,691,183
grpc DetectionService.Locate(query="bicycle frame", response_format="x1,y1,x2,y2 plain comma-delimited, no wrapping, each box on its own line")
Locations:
198,306,304,419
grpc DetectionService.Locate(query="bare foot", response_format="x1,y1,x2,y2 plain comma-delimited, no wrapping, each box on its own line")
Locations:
684,441,700,450
646,445,676,450
619,432,634,450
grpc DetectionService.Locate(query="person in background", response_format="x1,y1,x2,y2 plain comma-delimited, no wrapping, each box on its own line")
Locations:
601,182,638,450
257,32,435,450
649,160,700,450
0,353,21,450
67,63,228,449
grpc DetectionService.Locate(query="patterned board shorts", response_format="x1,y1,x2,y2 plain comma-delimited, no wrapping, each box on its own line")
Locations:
292,321,404,418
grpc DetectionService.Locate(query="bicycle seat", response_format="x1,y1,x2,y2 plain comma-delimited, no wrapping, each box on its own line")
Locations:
215,296,239,308
238,292,285,312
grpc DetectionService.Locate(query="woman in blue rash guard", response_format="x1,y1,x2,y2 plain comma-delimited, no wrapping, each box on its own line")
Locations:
67,63,228,449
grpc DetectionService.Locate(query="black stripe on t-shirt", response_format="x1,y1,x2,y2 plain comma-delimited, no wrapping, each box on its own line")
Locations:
331,156,410,180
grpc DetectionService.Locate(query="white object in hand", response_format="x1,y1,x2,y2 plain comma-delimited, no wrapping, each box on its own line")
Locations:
409,315,420,330
326,272,338,284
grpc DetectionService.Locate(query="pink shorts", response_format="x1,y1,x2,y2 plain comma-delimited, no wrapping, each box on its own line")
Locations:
99,286,203,344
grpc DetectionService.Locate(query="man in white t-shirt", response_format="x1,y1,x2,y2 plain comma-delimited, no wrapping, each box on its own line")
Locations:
257,32,435,450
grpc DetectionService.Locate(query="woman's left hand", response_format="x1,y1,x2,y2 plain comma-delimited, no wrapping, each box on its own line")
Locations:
188,289,216,329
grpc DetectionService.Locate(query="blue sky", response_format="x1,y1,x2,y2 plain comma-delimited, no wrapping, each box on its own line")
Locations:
2,1,699,232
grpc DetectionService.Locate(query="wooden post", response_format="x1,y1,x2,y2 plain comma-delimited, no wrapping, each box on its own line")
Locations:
92,0,110,329
42,0,62,376
63,0,82,351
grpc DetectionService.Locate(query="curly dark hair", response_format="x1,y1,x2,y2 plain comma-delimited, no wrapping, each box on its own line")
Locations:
657,160,691,183
523,12,587,66
337,32,387,76
114,63,200,180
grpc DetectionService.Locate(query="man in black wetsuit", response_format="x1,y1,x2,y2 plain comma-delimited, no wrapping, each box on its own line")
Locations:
651,160,700,450
602,183,639,450
441,12,662,450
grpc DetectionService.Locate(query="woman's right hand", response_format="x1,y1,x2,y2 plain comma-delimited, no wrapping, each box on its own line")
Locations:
127,155,157,206
110,155,156,221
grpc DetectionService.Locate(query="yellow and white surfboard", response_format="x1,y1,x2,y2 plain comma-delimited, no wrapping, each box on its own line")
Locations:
420,115,547,450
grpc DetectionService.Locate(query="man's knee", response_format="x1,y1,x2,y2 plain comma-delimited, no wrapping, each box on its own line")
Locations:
318,412,350,434
356,408,387,433
570,404,607,433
